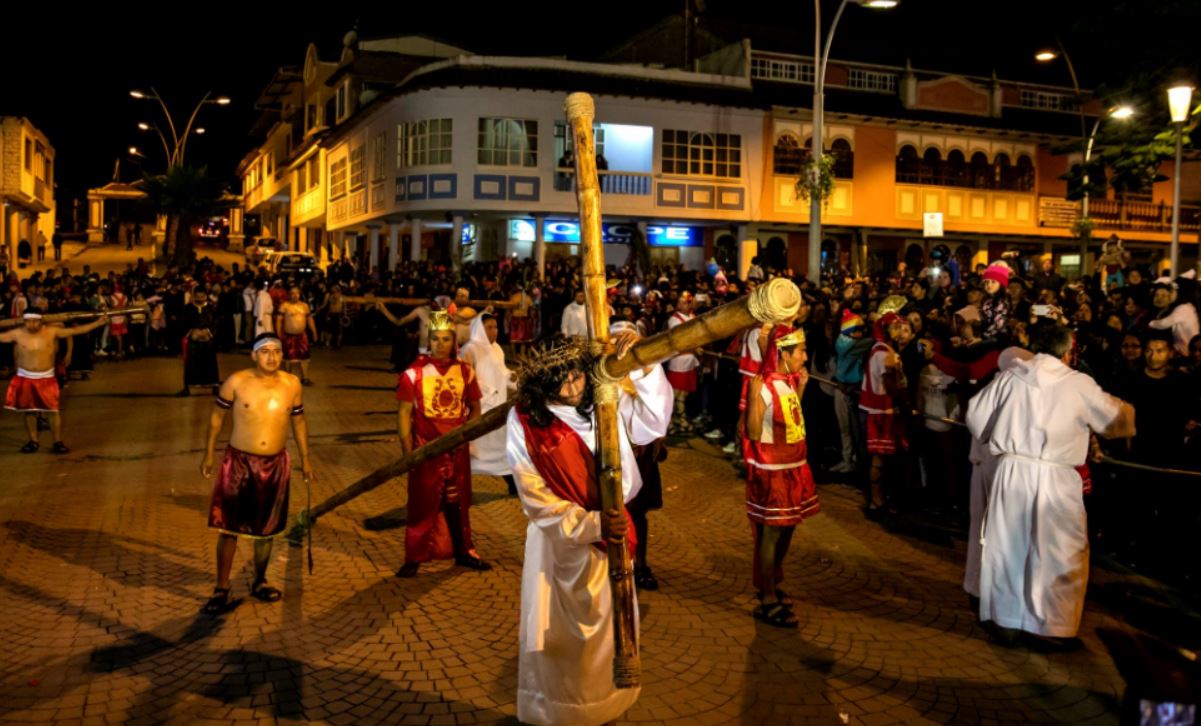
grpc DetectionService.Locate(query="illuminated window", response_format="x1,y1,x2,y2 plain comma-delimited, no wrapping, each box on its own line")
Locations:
329,158,347,199
478,118,537,167
372,133,387,182
661,129,741,178
307,156,320,191
848,68,896,94
773,134,805,175
751,56,815,84
1019,89,1079,112
349,145,365,190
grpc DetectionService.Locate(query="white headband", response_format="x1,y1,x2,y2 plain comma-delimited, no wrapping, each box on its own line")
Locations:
252,336,282,352
23,312,43,320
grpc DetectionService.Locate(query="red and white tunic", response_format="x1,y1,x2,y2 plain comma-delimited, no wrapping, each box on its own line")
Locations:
665,311,698,392
859,342,907,454
745,372,820,527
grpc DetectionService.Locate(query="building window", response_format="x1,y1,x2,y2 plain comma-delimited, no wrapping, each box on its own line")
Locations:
306,104,318,131
848,68,897,94
773,134,805,175
372,133,387,182
944,150,968,187
349,145,365,190
920,148,942,185
478,118,538,167
329,158,347,199
1015,155,1035,192
24,139,31,171
830,138,854,179
308,156,320,191
895,145,919,183
553,122,605,167
295,164,307,193
661,129,741,178
33,142,46,182
750,56,815,85
969,151,992,189
1019,89,1079,112
398,119,453,168
335,84,348,121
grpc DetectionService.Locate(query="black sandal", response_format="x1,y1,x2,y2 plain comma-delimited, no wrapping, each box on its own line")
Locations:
753,602,798,628
396,562,420,578
757,588,793,607
250,579,283,603
51,442,70,455
19,441,38,454
634,565,660,591
203,587,234,614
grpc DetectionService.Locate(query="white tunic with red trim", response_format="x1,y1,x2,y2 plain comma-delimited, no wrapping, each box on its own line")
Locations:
859,342,907,454
738,325,764,378
745,374,820,527
665,311,699,392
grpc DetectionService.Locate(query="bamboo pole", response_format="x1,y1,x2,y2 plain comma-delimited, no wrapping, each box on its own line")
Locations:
0,307,146,330
342,295,517,309
566,91,640,689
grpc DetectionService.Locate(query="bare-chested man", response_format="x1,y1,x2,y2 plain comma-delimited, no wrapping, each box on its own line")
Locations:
320,285,345,349
275,287,317,385
200,332,313,614
1,310,111,453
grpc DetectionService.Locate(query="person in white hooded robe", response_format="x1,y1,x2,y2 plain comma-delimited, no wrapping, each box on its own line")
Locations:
460,311,516,492
966,321,1133,644
506,332,672,726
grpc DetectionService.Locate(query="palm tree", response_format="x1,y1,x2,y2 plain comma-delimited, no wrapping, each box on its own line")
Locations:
140,165,231,268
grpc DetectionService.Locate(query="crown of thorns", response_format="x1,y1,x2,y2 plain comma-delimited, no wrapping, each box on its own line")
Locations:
514,337,594,386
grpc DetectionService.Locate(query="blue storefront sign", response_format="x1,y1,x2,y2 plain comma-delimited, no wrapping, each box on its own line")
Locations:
509,219,702,247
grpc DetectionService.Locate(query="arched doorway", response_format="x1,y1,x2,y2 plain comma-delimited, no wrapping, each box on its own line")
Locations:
715,233,737,271
905,243,925,271
765,236,787,272
821,239,837,274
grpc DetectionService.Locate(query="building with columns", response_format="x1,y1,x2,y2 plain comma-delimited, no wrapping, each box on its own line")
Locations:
233,26,1199,279
1,117,55,268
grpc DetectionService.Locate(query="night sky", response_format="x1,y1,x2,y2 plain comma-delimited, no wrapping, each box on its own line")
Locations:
3,0,1195,221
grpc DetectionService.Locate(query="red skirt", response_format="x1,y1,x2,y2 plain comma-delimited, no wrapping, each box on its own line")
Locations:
866,411,907,455
281,332,310,361
509,316,533,342
746,460,820,527
208,446,291,537
666,368,698,393
5,373,60,412
109,321,129,336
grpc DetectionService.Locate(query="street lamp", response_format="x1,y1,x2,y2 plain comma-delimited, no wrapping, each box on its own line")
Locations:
807,0,899,281
136,121,173,163
129,87,230,168
1081,105,1137,220
1168,82,1194,276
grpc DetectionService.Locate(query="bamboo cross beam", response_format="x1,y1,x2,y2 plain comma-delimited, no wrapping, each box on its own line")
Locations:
0,306,148,330
342,295,518,309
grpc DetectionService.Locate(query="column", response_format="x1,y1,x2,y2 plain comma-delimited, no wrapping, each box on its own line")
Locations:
86,196,104,243
409,217,423,262
367,224,381,275
534,213,546,279
451,214,464,270
227,207,245,252
388,223,401,272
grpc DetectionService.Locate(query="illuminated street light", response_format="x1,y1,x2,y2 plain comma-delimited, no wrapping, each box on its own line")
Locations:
1034,50,1058,63
1109,105,1135,120
128,87,230,167
214,97,232,106
195,128,206,135
1168,83,1195,276
128,146,141,156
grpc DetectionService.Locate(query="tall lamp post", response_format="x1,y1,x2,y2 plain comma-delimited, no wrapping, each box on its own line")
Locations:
807,0,898,282
130,88,230,169
1168,83,1194,277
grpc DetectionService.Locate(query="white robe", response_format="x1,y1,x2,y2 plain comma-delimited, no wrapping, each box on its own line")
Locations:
561,301,589,338
506,366,672,726
965,354,1122,637
666,312,698,373
254,289,274,336
461,316,512,477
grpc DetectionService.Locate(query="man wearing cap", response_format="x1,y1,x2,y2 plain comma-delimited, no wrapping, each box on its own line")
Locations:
201,332,312,613
1,310,112,453
395,311,490,577
832,309,871,474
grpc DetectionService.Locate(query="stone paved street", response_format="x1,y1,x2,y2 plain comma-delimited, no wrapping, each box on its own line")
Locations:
0,347,1150,724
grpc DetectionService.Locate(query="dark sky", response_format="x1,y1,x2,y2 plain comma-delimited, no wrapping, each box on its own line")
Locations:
3,0,1196,217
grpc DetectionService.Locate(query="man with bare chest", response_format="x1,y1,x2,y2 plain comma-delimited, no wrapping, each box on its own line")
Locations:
275,287,317,385
1,310,111,453
200,333,313,613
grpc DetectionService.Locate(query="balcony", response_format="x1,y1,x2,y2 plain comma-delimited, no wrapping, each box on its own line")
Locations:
1038,196,1201,234
552,169,652,196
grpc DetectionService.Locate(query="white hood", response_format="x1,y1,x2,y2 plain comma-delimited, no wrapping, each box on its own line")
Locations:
1009,353,1074,390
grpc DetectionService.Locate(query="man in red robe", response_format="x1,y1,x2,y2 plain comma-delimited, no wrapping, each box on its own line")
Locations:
395,311,490,577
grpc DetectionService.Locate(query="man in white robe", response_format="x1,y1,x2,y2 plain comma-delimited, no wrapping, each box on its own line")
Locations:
560,289,589,338
460,312,515,490
966,322,1133,642
506,333,672,726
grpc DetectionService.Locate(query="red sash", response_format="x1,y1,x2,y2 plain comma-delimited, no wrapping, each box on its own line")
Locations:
516,406,636,551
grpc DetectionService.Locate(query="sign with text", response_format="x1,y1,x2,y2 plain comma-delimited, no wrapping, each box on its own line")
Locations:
509,219,702,247
923,212,944,238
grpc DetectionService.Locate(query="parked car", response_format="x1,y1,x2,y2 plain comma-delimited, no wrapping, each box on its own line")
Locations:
244,237,280,267
269,251,320,277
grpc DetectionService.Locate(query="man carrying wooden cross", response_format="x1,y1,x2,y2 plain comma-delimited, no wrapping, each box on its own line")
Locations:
506,330,672,725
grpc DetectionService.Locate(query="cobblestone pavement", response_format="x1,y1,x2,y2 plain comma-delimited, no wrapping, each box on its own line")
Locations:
0,347,1144,725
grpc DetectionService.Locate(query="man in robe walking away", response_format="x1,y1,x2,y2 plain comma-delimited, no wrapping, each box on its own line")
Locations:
966,320,1134,648
201,333,312,613
395,311,490,577
506,332,672,726
744,326,820,627
460,311,516,494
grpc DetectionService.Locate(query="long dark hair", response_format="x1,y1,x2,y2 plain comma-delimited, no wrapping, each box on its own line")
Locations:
515,336,596,428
